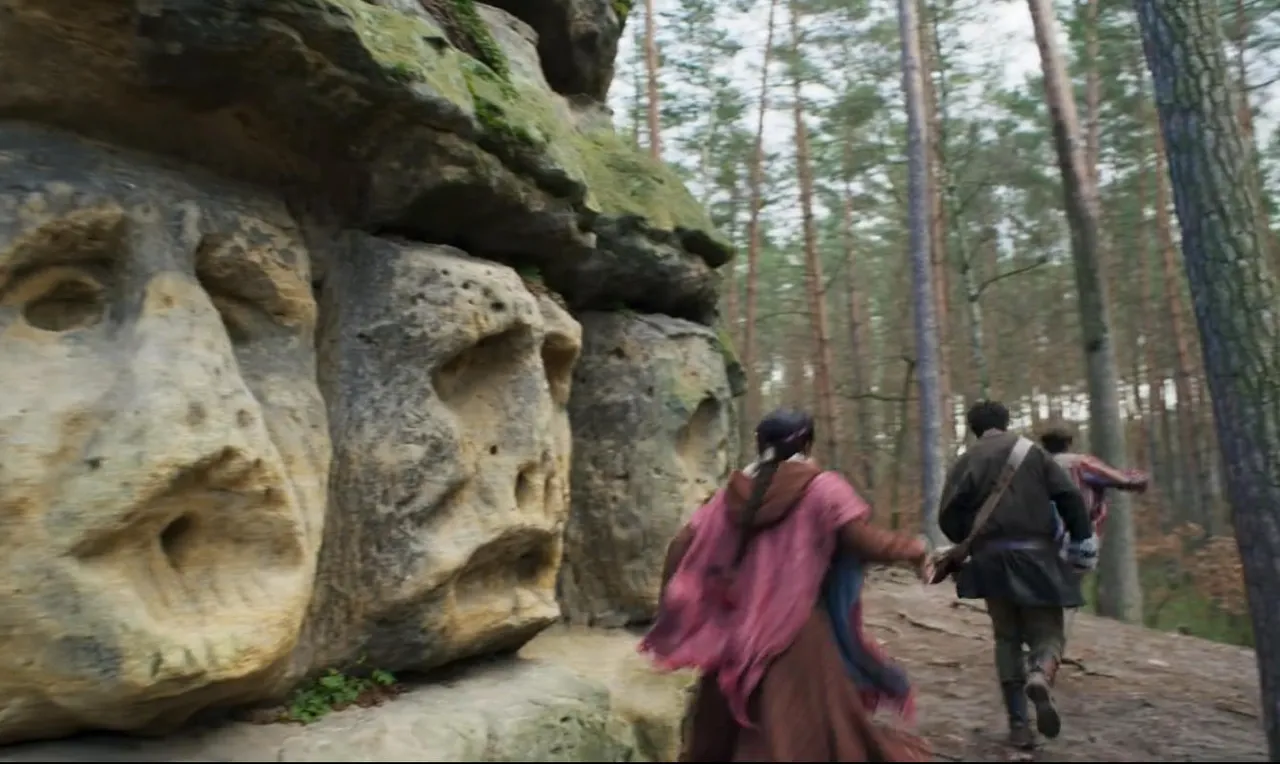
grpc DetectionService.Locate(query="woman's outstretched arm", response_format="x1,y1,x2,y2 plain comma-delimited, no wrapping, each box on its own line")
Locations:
814,471,928,565
839,520,928,565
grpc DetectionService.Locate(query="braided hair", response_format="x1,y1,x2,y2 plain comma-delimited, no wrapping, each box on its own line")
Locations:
733,408,815,566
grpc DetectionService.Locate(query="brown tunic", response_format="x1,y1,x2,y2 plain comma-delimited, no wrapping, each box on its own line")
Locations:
662,486,931,763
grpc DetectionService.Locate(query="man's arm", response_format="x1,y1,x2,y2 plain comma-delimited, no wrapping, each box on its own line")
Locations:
1078,454,1149,493
1045,454,1092,541
938,455,975,544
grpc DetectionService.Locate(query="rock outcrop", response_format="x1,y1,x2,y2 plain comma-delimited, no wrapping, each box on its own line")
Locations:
0,0,735,753
560,313,735,625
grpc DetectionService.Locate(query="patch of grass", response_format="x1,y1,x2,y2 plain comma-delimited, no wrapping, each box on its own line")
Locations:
1079,562,1255,648
450,0,510,81
286,666,400,724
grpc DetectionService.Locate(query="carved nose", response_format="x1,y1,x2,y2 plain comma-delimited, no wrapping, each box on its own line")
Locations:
49,273,279,556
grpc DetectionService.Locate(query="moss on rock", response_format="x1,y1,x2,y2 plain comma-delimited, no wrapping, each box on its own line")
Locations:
326,0,473,105
332,0,727,258
460,63,721,239
447,0,511,82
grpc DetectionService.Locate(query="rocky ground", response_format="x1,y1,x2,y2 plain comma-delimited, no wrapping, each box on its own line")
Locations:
0,570,1262,762
862,570,1266,762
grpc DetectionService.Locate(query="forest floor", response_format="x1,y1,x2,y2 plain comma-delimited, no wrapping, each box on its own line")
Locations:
862,569,1266,761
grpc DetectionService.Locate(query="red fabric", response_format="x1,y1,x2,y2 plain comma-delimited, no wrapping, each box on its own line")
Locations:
1055,453,1147,540
638,472,865,728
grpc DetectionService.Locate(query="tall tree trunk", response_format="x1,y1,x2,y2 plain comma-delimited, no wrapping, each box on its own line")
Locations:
889,359,917,531
641,0,662,159
1230,0,1275,270
841,140,876,493
739,0,778,456
918,0,952,450
1154,126,1214,533
1027,0,1141,622
1082,0,1101,186
723,175,742,336
629,19,644,146
787,0,840,467
1137,1,1280,756
897,0,945,545
1130,60,1166,525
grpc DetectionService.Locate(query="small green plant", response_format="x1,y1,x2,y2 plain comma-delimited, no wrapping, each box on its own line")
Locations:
286,666,398,724
516,265,543,283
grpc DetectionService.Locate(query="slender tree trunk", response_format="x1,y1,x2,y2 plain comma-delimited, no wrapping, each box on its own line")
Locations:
1230,0,1276,270
1154,126,1214,533
918,0,952,451
841,141,876,493
1028,0,1141,621
1132,82,1162,518
1082,0,1101,187
898,0,945,545
1137,1,1280,755
629,20,644,146
889,360,917,531
641,0,662,159
926,9,988,401
787,0,840,467
723,175,742,336
740,0,778,455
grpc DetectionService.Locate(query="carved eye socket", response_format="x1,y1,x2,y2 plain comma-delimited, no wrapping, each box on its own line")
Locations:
12,269,107,333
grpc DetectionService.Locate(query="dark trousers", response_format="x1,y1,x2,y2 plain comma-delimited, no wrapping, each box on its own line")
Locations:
985,598,1065,685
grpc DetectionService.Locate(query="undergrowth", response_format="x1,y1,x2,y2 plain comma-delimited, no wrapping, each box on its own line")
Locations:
286,665,399,724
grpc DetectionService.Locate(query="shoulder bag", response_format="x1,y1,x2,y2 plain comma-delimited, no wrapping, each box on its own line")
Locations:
927,436,1035,585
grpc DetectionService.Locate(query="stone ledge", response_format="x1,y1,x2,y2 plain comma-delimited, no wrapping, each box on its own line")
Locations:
0,629,690,763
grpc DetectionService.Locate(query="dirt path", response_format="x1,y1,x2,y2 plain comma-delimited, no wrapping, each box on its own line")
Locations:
862,570,1266,762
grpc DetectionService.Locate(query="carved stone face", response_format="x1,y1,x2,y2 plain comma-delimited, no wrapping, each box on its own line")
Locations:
0,125,329,742
302,237,580,675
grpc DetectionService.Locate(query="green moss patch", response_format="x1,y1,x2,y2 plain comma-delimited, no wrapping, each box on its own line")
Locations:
331,0,727,256
327,0,471,103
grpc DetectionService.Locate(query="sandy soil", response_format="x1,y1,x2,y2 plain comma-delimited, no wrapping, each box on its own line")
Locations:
861,570,1266,762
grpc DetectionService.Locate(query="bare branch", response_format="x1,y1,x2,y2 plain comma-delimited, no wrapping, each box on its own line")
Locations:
974,255,1050,298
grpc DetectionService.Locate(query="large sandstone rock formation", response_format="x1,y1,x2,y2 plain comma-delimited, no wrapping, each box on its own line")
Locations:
560,312,734,625
0,0,735,755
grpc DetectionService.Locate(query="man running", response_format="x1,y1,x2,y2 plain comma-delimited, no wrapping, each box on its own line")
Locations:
1037,421,1149,637
938,401,1096,750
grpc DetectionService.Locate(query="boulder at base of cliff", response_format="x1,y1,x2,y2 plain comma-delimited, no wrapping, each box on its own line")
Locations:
0,630,692,763
559,312,735,626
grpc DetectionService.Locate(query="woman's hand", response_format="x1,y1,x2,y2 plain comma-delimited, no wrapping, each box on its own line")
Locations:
917,554,935,584
910,546,934,584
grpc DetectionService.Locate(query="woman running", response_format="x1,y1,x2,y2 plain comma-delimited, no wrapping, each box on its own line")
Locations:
639,408,934,761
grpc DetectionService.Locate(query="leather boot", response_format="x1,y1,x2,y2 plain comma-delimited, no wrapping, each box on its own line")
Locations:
1001,682,1036,749
1025,656,1061,739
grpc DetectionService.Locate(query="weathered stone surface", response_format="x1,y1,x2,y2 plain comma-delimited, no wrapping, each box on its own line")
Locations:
523,626,695,762
0,656,659,762
0,0,729,321
0,125,330,743
298,238,580,679
559,312,735,626
0,0,734,750
483,0,624,100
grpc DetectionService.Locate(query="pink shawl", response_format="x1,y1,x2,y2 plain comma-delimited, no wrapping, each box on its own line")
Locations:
637,471,867,727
